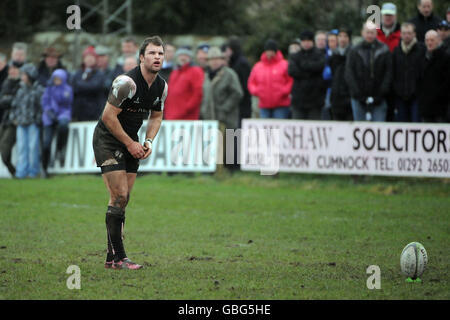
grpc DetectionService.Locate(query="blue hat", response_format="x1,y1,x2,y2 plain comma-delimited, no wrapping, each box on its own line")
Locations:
381,3,397,15
328,29,339,36
196,43,210,53
438,20,449,30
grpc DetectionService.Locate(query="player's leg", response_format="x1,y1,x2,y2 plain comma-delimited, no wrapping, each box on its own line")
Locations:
102,173,115,266
103,170,129,265
121,172,137,240
103,170,142,269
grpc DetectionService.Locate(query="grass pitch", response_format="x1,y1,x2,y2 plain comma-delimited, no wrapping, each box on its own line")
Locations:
0,172,449,299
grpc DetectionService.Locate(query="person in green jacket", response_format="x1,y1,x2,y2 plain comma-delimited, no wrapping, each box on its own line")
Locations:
200,46,243,171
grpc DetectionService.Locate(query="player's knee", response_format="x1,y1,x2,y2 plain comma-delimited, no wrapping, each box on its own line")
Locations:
111,191,128,209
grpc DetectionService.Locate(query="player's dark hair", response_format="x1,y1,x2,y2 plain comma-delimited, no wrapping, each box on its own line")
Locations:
139,36,165,57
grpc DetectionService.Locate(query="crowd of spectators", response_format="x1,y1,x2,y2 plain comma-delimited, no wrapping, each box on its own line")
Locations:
0,0,449,178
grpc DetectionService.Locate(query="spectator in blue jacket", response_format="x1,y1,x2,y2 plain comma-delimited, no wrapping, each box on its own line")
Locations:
41,69,73,177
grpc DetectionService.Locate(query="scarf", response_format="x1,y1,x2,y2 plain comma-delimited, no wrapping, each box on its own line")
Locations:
401,38,417,55
382,24,396,37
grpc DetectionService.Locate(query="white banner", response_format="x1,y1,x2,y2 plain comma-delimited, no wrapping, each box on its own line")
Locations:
240,119,450,178
0,120,218,178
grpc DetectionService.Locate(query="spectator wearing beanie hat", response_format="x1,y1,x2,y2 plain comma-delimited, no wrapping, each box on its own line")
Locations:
248,39,293,119
288,31,326,120
10,63,44,178
224,36,252,126
164,47,204,120
71,46,105,121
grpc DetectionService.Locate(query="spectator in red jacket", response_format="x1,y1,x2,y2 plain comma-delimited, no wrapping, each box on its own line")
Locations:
248,39,293,119
377,3,401,52
164,47,204,120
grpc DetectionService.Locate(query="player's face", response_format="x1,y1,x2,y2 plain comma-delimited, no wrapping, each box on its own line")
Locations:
141,43,164,74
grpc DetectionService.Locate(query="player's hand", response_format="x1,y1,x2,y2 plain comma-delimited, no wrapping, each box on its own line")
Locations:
142,144,152,160
126,141,145,159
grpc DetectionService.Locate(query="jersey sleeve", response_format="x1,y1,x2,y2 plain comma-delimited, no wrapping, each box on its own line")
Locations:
151,81,168,112
107,75,137,108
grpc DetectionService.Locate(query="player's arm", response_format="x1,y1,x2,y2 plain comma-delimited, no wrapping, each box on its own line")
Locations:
102,76,145,159
142,83,167,159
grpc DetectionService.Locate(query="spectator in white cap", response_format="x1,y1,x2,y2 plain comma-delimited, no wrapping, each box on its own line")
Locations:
377,3,401,52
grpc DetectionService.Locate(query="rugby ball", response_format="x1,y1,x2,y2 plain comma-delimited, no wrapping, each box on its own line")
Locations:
400,242,428,279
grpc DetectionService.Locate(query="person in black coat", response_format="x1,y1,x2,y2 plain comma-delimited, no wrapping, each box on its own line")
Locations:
0,61,22,176
392,23,426,122
409,0,442,43
224,37,251,125
329,28,353,121
0,53,8,123
288,30,326,120
345,22,392,122
71,46,105,121
37,47,65,87
437,20,450,55
0,54,7,89
418,30,450,123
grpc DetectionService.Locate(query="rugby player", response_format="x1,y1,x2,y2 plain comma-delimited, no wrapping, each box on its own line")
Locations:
92,36,168,269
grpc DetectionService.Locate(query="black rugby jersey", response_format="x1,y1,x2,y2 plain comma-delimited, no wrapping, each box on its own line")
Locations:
97,65,168,141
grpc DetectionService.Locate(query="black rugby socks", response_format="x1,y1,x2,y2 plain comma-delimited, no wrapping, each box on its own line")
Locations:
105,206,127,262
